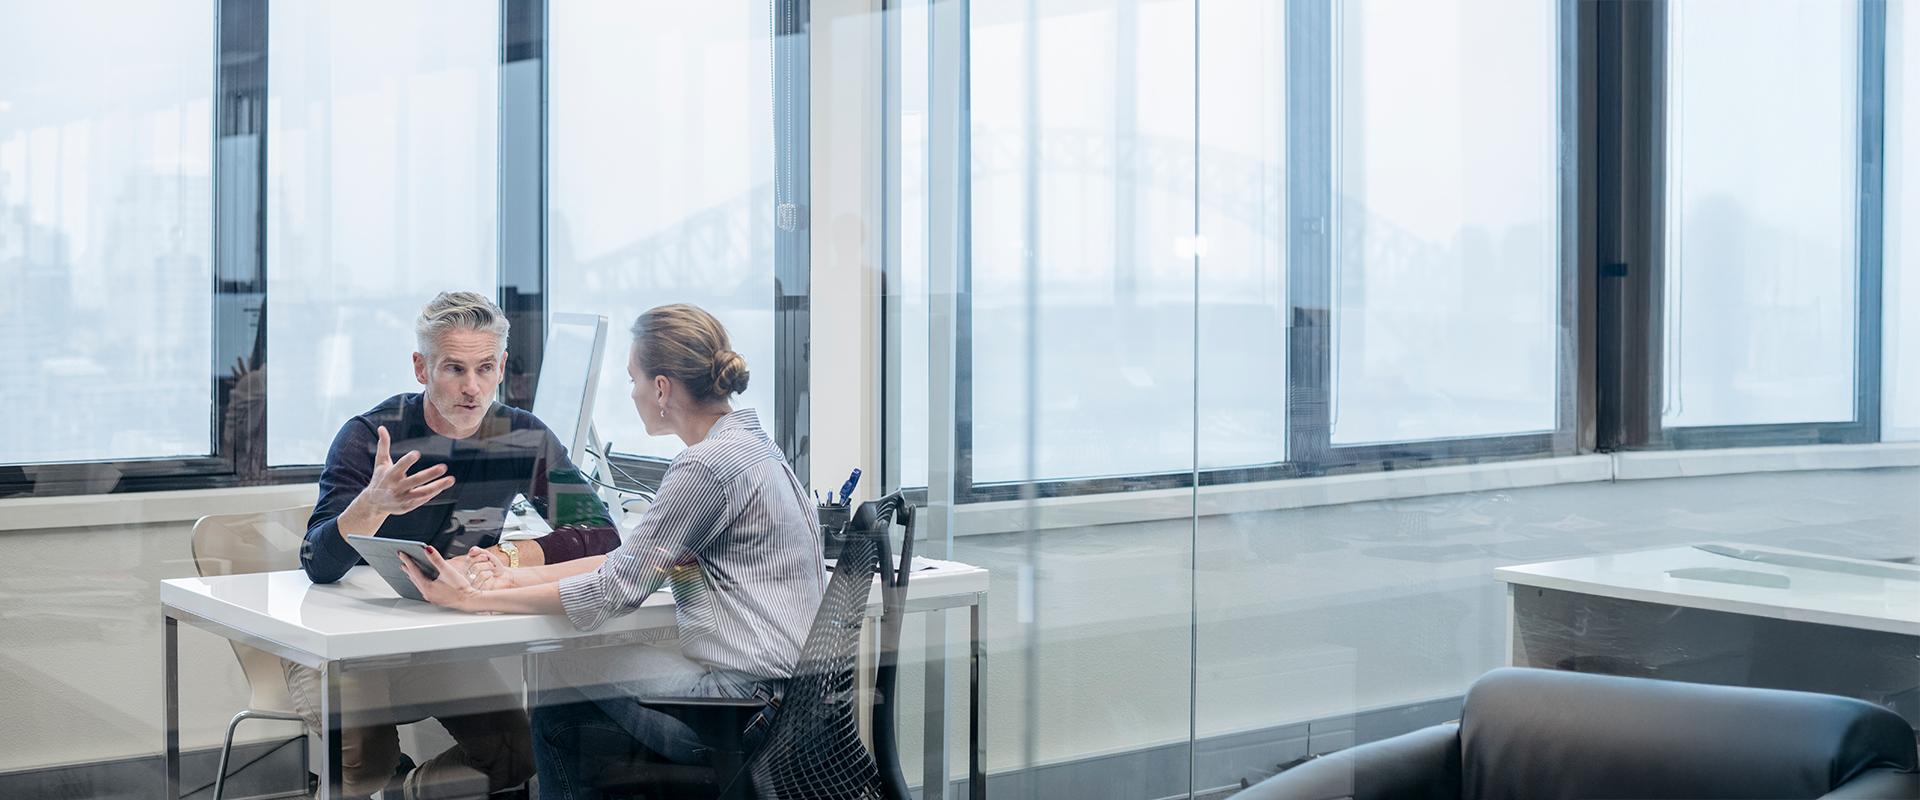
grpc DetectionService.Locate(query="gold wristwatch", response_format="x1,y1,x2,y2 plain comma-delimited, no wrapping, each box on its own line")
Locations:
497,540,521,569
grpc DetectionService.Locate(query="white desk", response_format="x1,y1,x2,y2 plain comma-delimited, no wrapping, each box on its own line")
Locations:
162,561,989,800
1494,543,1920,726
1495,543,1920,637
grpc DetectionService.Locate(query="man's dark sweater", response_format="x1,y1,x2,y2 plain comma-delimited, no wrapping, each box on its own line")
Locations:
302,393,622,584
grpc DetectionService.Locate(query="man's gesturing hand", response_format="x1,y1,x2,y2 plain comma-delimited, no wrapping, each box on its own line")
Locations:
355,425,456,517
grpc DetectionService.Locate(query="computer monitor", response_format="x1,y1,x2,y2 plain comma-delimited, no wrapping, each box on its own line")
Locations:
531,312,608,466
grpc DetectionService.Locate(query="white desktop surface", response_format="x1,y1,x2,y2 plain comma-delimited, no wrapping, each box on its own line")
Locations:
162,559,989,663
1494,543,1920,636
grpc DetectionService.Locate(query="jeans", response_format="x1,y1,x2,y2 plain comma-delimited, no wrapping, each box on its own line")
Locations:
531,644,779,800
281,658,533,799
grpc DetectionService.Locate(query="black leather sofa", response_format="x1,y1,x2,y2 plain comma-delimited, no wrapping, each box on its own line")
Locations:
1238,668,1919,800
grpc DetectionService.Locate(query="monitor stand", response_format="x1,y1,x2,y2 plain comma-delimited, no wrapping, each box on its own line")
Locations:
583,424,625,525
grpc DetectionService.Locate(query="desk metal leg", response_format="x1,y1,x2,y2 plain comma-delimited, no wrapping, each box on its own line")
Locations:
923,608,950,800
1504,584,1517,666
969,593,987,800
318,662,344,800
163,614,181,800
523,653,540,709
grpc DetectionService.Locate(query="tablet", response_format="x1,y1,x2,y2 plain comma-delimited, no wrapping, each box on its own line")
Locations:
346,534,441,602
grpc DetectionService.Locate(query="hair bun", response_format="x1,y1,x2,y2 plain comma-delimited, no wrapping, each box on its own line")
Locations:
711,349,750,397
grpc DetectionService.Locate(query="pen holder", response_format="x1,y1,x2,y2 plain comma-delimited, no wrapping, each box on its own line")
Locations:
817,503,852,560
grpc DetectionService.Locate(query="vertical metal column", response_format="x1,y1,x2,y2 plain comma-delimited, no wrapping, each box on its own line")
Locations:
882,0,907,499
318,664,344,800
1594,0,1662,451
774,0,815,482
925,0,967,559
923,608,950,799
969,593,988,800
499,0,548,412
1285,0,1334,470
1856,0,1889,442
213,0,269,482
927,0,972,792
163,614,182,800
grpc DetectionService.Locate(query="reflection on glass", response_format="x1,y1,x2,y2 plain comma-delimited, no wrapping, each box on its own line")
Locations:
548,1,778,461
1198,0,1288,469
1886,0,1920,442
265,0,500,466
970,0,1198,483
1663,0,1858,428
1331,0,1558,445
0,1,214,463
900,0,932,488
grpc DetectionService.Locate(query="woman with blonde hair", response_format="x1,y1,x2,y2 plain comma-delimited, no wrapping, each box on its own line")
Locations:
401,303,824,798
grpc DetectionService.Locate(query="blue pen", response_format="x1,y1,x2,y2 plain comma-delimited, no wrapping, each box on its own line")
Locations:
837,468,862,506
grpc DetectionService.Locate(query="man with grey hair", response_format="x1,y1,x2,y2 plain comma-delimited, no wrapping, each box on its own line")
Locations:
293,291,621,798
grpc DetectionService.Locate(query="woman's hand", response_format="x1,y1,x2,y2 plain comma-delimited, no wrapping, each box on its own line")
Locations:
464,546,525,590
398,545,568,616
443,544,505,579
397,545,479,611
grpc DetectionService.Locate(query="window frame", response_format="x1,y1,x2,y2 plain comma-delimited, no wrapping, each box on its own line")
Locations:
1623,0,1885,451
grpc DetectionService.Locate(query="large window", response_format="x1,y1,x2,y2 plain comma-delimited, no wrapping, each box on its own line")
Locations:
910,0,1565,497
1662,0,1859,429
0,2,214,464
548,1,779,461
968,0,1198,484
265,0,500,466
1330,0,1560,445
2,0,802,488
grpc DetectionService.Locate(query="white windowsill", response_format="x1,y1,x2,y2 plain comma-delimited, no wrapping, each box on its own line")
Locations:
2,443,1915,535
949,455,1616,536
0,483,319,533
1609,442,1920,480
948,442,1920,537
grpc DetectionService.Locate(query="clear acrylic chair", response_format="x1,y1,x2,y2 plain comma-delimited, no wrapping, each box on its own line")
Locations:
189,505,313,800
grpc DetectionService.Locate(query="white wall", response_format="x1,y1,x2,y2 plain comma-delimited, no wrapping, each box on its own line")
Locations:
0,516,299,773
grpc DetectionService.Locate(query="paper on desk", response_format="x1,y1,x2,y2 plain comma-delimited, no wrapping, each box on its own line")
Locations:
501,495,554,540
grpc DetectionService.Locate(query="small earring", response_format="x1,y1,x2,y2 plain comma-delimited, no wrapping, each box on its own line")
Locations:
659,406,667,419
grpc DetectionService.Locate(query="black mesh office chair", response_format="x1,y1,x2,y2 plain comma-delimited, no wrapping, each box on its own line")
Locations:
603,492,917,800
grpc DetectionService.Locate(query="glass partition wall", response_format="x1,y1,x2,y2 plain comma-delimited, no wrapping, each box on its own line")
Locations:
892,1,1201,794
1,1,1915,798
889,0,1915,797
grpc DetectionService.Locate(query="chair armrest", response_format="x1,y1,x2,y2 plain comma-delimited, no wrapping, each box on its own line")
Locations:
1818,769,1920,800
1238,723,1461,800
